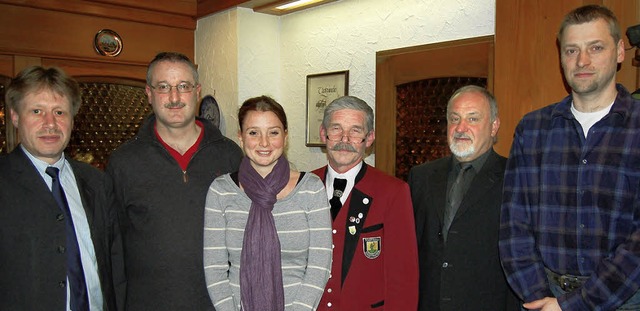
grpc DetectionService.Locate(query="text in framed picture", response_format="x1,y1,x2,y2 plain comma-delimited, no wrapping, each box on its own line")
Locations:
306,70,349,146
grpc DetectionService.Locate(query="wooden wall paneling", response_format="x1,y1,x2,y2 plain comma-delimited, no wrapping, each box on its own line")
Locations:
0,55,13,77
375,60,396,175
197,0,247,18
0,0,197,29
0,4,194,65
13,56,42,75
42,58,147,81
93,0,197,17
487,41,495,95
375,36,492,175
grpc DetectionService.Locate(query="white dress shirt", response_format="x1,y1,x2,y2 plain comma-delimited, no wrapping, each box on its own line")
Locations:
325,161,363,205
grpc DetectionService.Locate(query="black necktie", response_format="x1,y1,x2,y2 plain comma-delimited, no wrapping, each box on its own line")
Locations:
46,167,89,311
443,163,472,242
329,178,347,220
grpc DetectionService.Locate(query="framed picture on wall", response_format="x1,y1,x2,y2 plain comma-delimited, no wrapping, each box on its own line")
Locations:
306,70,349,147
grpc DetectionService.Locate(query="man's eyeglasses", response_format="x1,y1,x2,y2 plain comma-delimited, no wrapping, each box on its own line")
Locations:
149,82,196,94
326,126,368,143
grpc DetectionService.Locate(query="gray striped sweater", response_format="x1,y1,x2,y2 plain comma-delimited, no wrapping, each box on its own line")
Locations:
204,172,332,311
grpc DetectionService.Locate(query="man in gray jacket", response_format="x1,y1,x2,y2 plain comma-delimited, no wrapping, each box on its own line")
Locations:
106,52,243,310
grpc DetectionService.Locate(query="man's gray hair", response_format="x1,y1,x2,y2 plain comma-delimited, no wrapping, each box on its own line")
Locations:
146,52,199,85
322,96,374,132
447,85,498,122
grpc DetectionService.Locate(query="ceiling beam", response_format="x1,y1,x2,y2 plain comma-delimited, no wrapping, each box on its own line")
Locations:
197,0,248,18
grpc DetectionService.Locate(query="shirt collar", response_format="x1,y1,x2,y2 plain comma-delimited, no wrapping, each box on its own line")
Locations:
20,145,67,174
453,148,491,173
327,161,362,183
552,84,633,121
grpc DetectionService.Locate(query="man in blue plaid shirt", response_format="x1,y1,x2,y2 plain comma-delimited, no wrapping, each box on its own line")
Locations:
499,4,640,311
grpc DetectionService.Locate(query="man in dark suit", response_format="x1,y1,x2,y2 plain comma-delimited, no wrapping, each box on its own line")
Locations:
0,66,125,311
313,95,418,310
408,85,519,311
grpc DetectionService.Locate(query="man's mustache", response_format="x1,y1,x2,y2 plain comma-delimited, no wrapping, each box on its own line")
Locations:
331,142,357,152
39,128,63,136
164,102,186,109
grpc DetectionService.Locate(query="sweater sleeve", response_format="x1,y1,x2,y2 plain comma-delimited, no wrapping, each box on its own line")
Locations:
203,177,240,311
290,177,333,311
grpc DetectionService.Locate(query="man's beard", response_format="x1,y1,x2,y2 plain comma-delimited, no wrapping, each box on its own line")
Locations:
567,75,600,95
566,61,616,96
449,140,475,159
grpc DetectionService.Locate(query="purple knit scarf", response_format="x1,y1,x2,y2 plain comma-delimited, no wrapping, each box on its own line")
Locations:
238,155,290,311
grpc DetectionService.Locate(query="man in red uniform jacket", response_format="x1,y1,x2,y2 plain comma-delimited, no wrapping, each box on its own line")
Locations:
313,95,418,310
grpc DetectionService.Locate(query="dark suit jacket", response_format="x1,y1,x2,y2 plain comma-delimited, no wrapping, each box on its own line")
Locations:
313,164,419,310
408,149,519,311
0,146,125,311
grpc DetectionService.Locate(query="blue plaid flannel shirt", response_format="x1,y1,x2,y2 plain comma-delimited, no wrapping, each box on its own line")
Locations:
499,84,640,310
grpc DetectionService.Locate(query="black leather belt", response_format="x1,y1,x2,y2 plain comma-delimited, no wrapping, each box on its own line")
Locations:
545,268,589,292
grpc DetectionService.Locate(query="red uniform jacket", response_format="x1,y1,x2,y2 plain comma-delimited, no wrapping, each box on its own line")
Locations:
313,164,418,310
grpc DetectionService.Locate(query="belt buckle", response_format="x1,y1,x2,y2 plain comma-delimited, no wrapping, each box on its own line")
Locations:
558,275,581,291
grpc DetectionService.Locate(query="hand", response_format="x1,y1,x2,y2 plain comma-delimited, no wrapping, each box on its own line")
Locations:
523,297,561,311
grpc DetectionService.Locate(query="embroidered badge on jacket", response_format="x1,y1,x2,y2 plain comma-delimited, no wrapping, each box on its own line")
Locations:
363,237,381,259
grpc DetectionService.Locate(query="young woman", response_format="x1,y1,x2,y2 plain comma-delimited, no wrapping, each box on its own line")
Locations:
203,95,332,311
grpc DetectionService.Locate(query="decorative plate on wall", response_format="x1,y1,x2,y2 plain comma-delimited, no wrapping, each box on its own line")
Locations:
94,29,123,57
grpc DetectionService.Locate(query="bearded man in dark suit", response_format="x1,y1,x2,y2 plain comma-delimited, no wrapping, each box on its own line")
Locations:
408,85,519,311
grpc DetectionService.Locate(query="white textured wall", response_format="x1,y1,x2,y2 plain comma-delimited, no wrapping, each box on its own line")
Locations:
195,9,239,138
196,0,495,172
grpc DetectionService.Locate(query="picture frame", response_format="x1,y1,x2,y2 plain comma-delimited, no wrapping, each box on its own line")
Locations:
306,70,349,146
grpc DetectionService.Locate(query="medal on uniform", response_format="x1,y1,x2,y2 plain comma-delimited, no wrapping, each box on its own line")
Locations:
348,225,356,235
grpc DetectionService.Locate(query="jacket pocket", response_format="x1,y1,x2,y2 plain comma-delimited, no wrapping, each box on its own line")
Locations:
371,300,384,308
361,223,383,233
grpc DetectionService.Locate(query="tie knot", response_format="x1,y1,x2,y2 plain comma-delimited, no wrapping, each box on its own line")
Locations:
332,178,347,198
459,163,472,172
46,167,60,179
333,178,347,190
